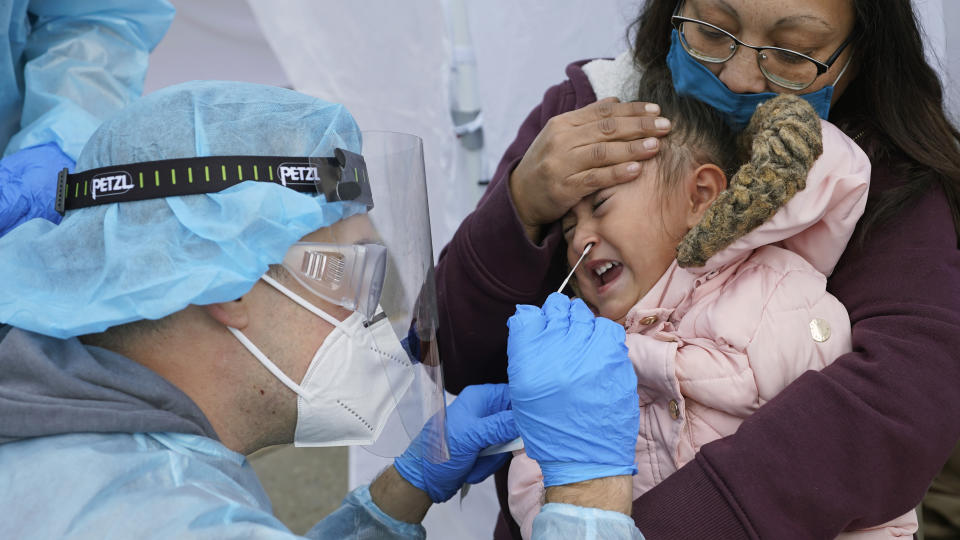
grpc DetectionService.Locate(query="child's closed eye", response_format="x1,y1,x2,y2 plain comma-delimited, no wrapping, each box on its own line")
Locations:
591,187,615,213
592,195,610,212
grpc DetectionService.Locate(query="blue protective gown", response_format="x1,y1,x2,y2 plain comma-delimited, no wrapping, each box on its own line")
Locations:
0,432,427,539
0,432,642,539
2,0,175,159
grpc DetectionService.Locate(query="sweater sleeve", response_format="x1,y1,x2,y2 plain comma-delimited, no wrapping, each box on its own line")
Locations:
630,165,960,539
436,80,578,394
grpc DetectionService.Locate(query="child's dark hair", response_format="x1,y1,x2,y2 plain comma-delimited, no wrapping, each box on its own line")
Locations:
565,69,737,299
637,67,738,198
635,69,825,268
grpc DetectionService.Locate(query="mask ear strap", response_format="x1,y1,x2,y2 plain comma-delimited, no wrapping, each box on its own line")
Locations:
227,326,310,399
261,273,354,336
832,53,854,86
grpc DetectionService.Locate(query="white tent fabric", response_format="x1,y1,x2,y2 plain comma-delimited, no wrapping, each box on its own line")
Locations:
143,2,957,538
246,0,644,256
143,0,289,93
947,2,960,121
915,0,960,123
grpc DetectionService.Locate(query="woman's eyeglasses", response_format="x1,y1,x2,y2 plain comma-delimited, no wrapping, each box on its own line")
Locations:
671,1,854,91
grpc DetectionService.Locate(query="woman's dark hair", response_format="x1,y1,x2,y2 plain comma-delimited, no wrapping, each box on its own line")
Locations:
628,0,960,243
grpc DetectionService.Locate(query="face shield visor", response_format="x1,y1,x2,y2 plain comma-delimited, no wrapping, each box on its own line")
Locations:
293,131,446,462
54,131,448,464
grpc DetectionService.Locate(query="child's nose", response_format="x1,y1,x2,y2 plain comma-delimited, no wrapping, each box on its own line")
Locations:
571,227,599,258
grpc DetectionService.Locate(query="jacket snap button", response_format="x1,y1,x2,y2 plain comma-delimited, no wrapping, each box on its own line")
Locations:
639,315,658,326
668,399,681,420
810,318,831,342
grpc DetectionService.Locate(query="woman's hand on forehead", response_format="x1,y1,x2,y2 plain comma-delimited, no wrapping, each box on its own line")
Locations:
510,97,672,241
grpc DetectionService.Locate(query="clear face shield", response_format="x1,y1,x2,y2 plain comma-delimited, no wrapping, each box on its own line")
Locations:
288,131,448,463
54,131,449,464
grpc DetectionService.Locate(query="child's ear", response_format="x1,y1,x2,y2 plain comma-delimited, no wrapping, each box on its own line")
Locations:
684,164,727,229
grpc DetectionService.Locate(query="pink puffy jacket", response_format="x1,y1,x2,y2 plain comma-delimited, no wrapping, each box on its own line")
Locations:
508,120,918,539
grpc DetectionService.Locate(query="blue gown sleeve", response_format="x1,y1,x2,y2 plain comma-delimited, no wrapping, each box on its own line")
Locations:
4,0,175,159
306,485,425,540
532,503,645,539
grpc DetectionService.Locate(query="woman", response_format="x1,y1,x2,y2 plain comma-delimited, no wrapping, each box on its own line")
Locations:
435,0,960,538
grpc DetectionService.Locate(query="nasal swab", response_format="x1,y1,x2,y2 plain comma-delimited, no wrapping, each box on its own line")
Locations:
557,242,594,294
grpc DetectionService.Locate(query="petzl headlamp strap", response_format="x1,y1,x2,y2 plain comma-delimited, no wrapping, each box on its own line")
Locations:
55,149,373,215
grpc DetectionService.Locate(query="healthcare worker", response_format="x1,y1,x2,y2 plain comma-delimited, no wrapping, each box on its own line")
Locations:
0,81,645,539
0,0,174,235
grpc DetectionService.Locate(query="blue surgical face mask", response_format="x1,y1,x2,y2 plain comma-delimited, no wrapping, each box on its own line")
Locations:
666,30,849,131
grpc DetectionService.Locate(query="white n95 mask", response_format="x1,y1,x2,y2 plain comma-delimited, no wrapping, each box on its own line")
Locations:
228,273,414,447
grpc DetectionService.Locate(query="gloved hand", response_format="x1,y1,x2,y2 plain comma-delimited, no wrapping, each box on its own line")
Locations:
394,383,519,503
507,292,639,487
0,143,73,235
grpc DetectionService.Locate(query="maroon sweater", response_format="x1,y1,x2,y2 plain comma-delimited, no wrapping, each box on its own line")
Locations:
435,59,960,539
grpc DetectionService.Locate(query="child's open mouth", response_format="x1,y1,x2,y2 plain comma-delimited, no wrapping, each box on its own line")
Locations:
590,260,622,288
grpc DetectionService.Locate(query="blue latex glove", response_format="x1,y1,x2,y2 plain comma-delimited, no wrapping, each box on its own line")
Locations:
507,292,640,487
0,143,73,235
394,383,519,503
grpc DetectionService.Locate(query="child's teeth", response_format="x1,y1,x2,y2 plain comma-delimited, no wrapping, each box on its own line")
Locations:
594,262,617,276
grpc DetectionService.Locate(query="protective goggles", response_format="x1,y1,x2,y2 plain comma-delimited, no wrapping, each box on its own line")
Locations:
282,241,387,321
